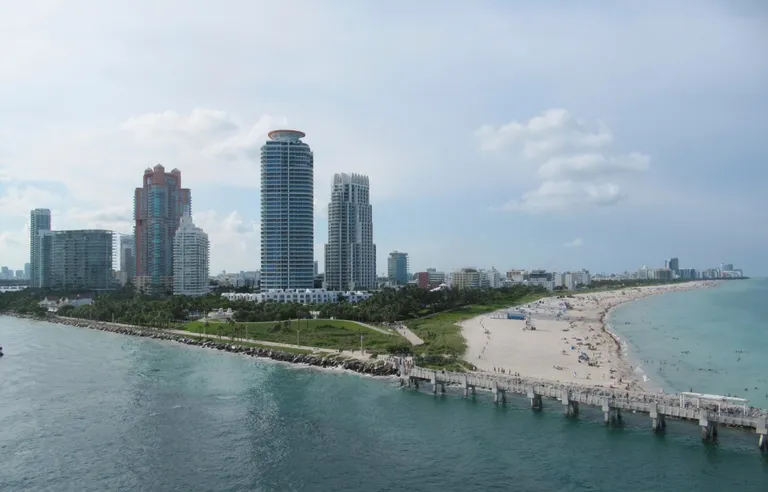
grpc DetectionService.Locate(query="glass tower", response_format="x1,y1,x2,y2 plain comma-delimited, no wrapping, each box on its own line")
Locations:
260,130,314,290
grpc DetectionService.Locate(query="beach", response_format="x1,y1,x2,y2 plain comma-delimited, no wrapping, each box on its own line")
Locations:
462,281,717,390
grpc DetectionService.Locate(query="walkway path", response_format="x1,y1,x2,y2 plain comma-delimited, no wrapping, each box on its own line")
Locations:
165,329,370,359
344,320,396,336
394,324,424,346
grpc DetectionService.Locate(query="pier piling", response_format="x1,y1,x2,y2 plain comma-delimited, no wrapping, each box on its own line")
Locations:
699,412,717,441
650,404,666,432
402,364,767,451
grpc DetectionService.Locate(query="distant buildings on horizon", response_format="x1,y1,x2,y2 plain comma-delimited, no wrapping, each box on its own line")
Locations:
16,132,749,300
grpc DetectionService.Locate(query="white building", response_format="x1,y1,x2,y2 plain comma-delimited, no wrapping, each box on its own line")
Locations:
173,214,210,297
324,173,377,290
221,289,372,304
486,267,503,288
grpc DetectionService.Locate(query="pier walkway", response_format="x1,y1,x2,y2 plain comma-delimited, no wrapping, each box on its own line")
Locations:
399,364,768,451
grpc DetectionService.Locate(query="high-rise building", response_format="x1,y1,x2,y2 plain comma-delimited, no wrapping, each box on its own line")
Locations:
24,263,30,280
30,208,52,287
134,164,191,295
14,270,23,279
48,230,115,290
387,251,409,285
173,214,210,296
0,266,10,280
324,173,376,291
668,257,679,272
260,130,314,290
120,235,136,284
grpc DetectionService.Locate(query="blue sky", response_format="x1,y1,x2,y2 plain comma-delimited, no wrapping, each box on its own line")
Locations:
1,0,766,276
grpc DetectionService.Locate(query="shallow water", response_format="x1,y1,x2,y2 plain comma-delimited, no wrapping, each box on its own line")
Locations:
1,299,767,491
609,279,768,408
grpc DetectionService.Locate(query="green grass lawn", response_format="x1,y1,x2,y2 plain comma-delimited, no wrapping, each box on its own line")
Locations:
183,318,404,351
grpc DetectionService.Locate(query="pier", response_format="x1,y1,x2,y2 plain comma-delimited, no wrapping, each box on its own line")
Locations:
399,364,768,451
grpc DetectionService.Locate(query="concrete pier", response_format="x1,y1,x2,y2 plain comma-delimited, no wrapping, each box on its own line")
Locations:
562,393,579,417
650,403,666,432
699,411,718,441
492,380,506,404
462,376,476,397
602,400,621,425
401,364,768,451
528,389,543,410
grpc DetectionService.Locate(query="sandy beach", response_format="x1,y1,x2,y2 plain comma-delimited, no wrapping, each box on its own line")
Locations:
462,281,717,390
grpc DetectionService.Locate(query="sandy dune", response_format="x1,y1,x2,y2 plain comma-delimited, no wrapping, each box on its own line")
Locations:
462,282,716,390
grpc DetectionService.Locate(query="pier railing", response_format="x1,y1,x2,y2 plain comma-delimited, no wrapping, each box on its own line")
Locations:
399,364,768,451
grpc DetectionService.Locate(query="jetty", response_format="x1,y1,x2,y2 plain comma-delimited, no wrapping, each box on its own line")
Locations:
399,364,768,451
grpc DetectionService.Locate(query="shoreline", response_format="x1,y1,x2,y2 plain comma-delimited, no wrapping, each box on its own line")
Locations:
1,313,399,378
461,281,718,391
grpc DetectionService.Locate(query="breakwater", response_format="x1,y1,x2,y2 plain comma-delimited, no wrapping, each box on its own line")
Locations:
4,314,398,377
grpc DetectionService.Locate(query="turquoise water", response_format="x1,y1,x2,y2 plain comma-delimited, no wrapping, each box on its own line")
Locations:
1,295,768,491
609,279,768,409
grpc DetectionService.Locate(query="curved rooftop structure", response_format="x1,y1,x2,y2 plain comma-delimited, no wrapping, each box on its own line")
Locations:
268,129,306,142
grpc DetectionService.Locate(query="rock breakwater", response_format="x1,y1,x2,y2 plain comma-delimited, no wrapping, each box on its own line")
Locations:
6,314,399,377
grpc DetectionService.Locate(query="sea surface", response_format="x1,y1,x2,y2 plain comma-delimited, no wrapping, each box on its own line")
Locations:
1,287,767,491
609,279,768,409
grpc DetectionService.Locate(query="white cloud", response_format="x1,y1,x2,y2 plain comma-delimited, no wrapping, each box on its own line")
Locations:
496,181,622,214
478,109,649,214
194,210,260,273
564,238,584,248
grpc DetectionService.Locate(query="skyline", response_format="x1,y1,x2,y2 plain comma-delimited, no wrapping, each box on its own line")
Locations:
1,1,766,276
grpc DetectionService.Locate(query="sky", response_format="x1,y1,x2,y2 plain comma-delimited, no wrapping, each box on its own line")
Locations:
1,0,767,276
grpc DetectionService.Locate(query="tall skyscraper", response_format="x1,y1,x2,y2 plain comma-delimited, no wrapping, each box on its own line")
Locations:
260,130,314,290
173,214,210,296
324,173,376,291
29,208,51,287
387,251,409,286
24,262,30,280
48,230,115,290
120,235,136,284
669,257,679,272
134,165,191,295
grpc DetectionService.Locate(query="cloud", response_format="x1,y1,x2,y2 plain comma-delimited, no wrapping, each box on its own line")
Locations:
194,210,260,272
478,109,649,214
564,238,584,248
121,108,240,145
496,181,623,214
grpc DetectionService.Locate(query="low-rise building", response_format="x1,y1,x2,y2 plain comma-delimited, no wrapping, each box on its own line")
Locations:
221,289,373,304
451,268,483,289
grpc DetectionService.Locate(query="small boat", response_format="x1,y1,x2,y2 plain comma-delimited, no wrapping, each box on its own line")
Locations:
0,346,3,357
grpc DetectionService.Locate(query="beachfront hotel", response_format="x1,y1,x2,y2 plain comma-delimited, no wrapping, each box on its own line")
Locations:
324,173,377,291
133,165,191,295
260,130,315,290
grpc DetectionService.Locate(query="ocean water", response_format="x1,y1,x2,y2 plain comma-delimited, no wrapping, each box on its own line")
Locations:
609,279,768,409
1,310,767,491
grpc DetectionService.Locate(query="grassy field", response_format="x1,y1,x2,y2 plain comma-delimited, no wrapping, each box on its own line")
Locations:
183,318,403,352
407,292,553,357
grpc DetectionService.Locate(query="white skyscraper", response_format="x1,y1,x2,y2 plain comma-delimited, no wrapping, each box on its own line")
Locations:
173,214,210,296
324,173,376,291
